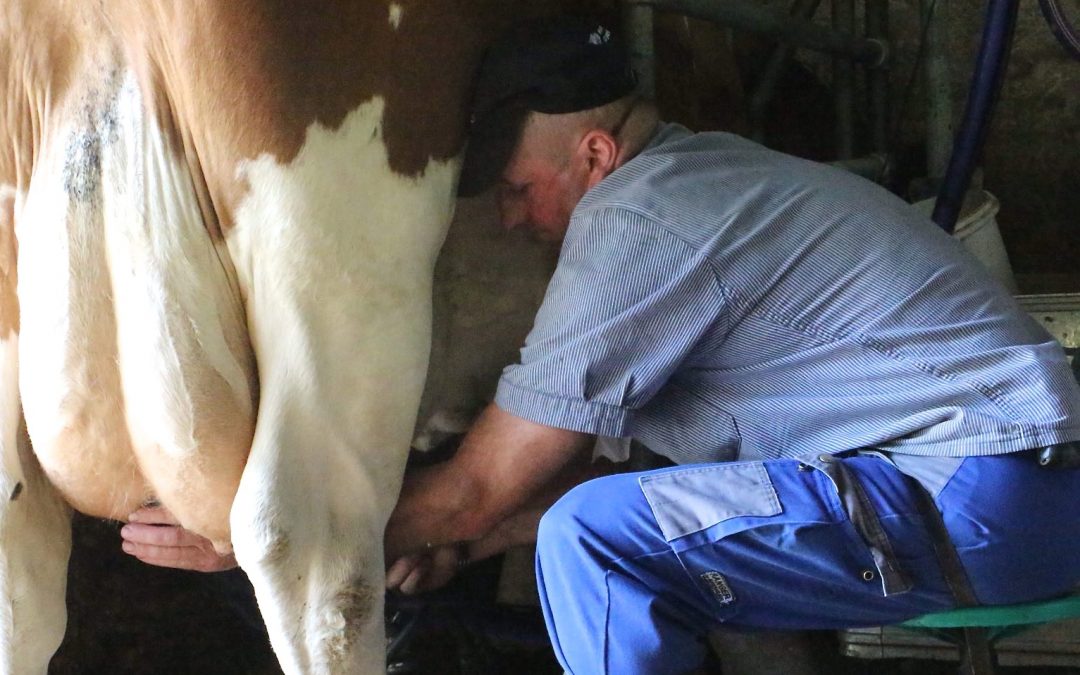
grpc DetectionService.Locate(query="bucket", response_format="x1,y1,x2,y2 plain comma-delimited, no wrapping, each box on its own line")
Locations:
913,189,1018,293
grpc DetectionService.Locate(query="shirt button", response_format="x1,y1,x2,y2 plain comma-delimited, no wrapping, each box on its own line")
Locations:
818,454,834,463
862,570,876,582
797,463,812,472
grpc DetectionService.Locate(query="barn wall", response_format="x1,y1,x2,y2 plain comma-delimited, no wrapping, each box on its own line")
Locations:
638,1,1080,291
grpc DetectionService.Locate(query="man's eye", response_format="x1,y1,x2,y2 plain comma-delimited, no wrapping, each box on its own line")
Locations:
501,182,529,198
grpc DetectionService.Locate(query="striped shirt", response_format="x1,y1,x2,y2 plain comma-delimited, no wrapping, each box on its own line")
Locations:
495,123,1080,464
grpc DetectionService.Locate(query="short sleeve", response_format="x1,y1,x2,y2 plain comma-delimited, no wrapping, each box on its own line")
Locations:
495,208,727,436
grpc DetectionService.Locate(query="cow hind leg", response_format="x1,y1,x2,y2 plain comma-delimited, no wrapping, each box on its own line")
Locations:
223,97,456,673
0,337,72,674
230,440,391,675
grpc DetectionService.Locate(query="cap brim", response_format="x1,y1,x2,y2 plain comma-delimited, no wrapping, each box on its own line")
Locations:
457,105,529,198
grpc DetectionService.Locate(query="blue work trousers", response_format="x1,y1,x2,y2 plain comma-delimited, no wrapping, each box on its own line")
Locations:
534,453,1080,674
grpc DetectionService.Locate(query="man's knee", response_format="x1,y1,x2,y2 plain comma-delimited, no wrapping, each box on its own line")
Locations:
537,479,595,556
538,472,660,563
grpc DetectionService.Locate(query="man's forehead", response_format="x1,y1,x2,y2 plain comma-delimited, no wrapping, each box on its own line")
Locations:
501,133,549,182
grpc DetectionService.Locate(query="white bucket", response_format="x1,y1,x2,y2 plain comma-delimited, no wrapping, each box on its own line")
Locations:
913,190,1018,293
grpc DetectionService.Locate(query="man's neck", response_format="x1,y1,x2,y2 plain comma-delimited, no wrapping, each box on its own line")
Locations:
615,112,661,170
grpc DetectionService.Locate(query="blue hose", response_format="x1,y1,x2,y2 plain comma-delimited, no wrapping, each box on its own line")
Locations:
931,1,1020,233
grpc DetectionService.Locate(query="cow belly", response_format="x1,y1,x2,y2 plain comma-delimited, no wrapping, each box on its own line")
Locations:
16,69,256,547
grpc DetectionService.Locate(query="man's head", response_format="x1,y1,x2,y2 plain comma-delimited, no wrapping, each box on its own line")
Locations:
459,17,658,242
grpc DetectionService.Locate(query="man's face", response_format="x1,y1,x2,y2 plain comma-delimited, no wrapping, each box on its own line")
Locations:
495,128,588,244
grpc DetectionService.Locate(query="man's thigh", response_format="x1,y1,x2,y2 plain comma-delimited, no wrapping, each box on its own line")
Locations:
936,451,1080,605
542,457,958,631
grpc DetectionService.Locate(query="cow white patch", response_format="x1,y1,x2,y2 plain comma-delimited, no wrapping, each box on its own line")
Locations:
389,3,404,30
227,98,457,672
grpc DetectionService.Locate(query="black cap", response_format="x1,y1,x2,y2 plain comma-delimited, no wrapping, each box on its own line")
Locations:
457,16,638,197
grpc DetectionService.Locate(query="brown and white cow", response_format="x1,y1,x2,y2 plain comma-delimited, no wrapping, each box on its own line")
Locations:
0,1,516,672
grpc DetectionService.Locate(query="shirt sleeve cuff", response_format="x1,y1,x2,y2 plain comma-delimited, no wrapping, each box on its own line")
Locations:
494,379,632,438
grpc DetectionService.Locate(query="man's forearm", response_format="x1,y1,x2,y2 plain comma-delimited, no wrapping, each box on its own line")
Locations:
385,460,482,560
469,460,613,559
393,453,622,561
385,403,597,561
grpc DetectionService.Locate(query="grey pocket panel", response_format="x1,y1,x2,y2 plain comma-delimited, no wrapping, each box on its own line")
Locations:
639,463,781,541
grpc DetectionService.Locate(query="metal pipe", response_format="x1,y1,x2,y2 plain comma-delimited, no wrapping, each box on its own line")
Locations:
923,0,953,179
931,1,1020,233
748,0,825,141
833,0,856,158
625,0,887,66
866,1,890,153
623,1,657,100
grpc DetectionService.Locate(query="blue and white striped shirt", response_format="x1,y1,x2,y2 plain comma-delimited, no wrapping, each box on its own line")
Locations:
495,124,1080,464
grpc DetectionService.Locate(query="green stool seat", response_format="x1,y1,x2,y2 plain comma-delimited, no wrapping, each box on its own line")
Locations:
895,592,1080,675
902,592,1080,629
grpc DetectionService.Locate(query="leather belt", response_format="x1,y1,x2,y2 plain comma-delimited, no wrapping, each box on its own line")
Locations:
906,477,980,607
806,443,1080,604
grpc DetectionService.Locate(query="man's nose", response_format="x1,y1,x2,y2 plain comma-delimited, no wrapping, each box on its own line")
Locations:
499,201,527,231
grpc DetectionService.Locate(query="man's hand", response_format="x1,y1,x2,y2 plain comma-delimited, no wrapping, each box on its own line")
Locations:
386,545,464,595
385,403,592,559
121,506,238,573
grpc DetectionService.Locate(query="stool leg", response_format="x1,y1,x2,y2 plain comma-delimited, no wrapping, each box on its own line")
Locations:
957,627,996,675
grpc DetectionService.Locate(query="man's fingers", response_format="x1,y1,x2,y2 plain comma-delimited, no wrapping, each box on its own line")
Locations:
120,521,239,572
416,547,464,592
398,559,432,595
121,538,237,572
121,522,198,547
122,539,198,568
126,506,179,526
387,546,466,594
386,554,423,590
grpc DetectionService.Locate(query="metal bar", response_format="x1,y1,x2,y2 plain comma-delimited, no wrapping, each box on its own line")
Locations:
626,0,887,65
932,1,1020,233
623,2,658,100
924,0,953,179
866,0,890,152
833,0,856,158
748,0,824,142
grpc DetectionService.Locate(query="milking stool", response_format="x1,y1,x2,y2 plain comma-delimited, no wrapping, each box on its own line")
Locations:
895,591,1080,675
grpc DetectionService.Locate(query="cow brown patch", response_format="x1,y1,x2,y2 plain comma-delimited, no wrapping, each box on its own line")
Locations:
2,1,81,186
191,0,488,174
105,0,520,235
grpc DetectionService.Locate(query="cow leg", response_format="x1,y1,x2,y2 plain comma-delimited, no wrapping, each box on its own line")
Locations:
228,257,435,673
0,335,73,673
224,101,458,674
231,417,398,674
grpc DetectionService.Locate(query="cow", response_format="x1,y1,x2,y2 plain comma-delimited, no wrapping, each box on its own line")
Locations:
0,1,517,672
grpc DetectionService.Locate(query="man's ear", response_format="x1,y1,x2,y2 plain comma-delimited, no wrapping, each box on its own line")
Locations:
578,130,619,189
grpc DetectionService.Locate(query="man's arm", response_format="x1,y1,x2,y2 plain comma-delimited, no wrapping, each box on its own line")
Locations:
384,402,593,561
386,455,616,594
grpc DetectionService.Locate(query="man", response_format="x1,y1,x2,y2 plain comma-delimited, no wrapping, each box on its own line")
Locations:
125,16,1080,675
